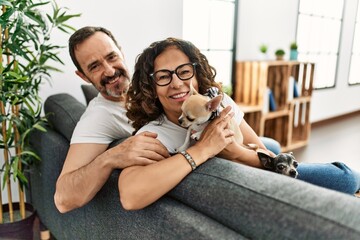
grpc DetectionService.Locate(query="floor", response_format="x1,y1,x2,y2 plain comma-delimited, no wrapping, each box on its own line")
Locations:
293,111,360,172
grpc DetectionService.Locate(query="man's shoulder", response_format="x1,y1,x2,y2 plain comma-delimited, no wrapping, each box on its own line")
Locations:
85,95,125,116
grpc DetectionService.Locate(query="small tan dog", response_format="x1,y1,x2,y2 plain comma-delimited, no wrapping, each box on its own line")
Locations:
176,86,243,152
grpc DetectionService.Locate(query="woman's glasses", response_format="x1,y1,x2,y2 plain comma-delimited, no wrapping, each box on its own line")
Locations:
150,62,197,86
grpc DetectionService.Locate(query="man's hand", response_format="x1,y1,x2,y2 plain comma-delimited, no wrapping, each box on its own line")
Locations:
106,131,170,169
55,131,169,213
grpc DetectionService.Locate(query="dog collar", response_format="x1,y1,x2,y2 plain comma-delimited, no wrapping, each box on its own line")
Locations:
209,109,219,121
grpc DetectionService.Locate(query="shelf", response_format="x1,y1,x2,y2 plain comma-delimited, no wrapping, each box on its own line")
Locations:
234,61,315,151
262,109,289,120
237,104,262,113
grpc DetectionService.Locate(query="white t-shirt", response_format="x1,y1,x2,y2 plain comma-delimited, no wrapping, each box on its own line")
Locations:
71,93,133,144
137,94,244,154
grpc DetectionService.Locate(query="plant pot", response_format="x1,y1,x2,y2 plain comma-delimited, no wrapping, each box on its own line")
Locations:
276,55,284,61
290,49,298,60
0,202,36,240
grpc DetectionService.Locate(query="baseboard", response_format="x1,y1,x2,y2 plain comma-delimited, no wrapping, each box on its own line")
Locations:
312,110,360,128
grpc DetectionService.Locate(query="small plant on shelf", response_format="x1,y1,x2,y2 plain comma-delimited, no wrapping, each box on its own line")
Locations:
259,44,268,54
275,49,285,60
259,44,269,60
290,42,298,60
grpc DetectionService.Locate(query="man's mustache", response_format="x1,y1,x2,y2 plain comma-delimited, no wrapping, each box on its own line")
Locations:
100,69,128,86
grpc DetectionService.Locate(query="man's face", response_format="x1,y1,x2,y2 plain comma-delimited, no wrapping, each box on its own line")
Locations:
74,32,130,101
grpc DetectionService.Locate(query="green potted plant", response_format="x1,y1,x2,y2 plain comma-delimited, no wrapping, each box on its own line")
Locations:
259,44,268,54
259,44,268,60
0,0,79,237
290,42,298,60
275,49,285,61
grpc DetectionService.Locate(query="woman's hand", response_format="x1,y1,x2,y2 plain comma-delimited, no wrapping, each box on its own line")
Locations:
195,106,235,160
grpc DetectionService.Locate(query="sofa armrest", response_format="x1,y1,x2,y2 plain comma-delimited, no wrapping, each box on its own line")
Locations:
29,127,87,239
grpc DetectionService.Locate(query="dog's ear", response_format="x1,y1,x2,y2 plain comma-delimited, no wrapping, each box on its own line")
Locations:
257,152,275,170
205,95,223,112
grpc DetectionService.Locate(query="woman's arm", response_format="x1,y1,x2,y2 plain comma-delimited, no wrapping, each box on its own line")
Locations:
217,119,276,168
119,107,235,210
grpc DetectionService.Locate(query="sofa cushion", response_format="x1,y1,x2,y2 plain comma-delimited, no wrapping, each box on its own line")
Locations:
81,84,99,105
44,93,86,142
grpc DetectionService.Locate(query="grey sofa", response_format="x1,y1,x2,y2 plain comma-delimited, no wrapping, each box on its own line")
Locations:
27,91,360,240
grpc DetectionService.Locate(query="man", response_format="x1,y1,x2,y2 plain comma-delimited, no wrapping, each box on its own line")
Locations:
54,26,169,213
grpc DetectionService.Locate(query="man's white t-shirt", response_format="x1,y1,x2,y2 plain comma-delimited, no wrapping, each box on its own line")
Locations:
71,93,133,144
137,94,244,154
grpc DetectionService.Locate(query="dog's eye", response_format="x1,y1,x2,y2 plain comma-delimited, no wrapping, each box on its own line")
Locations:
186,116,194,122
277,165,285,170
293,161,298,168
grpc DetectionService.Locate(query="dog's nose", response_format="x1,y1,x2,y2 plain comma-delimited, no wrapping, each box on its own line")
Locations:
289,169,297,178
178,118,183,124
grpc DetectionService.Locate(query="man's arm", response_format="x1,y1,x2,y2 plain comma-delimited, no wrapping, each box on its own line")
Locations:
54,132,169,213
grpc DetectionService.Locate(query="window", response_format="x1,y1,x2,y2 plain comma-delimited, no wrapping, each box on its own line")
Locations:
349,1,360,85
183,0,237,92
296,0,344,89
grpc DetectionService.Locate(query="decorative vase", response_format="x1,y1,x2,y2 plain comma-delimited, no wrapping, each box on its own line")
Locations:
0,203,36,240
290,49,298,60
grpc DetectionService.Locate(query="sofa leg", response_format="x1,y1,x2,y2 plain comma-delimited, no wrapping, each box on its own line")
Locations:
40,221,51,240
40,230,50,240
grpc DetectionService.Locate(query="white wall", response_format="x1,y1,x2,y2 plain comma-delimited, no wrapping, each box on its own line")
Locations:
237,0,360,122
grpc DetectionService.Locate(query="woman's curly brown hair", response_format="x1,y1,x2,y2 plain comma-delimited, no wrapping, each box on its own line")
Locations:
126,37,221,134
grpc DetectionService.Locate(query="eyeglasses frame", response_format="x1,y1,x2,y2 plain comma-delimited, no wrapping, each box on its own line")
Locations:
149,62,197,86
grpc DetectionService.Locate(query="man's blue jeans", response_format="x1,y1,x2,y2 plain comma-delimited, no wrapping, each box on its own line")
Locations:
261,137,360,194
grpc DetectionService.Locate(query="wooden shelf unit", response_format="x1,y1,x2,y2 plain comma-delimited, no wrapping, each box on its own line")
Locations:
234,61,315,152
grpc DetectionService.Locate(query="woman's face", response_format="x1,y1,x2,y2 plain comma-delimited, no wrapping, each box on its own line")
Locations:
153,46,199,124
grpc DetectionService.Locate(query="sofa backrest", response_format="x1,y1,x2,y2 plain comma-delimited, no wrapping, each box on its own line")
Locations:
81,84,99,105
44,93,86,142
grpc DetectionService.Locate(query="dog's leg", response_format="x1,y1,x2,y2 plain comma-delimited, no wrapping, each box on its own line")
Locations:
176,128,192,152
191,131,202,141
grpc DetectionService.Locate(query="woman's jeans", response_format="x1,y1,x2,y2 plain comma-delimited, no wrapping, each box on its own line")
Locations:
261,137,360,194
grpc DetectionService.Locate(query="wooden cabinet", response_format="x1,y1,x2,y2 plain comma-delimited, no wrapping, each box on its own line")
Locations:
234,61,315,152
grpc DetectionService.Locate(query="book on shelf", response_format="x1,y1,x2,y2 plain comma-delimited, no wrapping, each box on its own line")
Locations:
288,76,295,102
293,79,301,98
268,88,277,111
262,88,269,114
289,76,301,100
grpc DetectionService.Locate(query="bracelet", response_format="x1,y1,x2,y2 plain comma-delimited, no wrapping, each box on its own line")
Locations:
180,151,197,171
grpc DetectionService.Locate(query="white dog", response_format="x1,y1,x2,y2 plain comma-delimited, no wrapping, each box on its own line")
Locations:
176,86,243,152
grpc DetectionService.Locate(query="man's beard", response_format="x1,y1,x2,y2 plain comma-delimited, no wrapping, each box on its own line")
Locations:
106,80,129,98
100,69,130,98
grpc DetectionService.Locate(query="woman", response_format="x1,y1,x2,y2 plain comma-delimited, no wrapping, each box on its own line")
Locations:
121,37,360,210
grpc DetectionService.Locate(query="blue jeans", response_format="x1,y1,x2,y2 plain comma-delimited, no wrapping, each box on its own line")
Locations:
297,162,360,194
261,137,360,194
260,137,281,154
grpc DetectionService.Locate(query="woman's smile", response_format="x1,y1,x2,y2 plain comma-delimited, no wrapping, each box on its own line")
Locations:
169,91,190,102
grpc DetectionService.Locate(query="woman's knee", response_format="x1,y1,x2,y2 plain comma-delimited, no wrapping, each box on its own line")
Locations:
331,162,360,194
297,162,360,194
